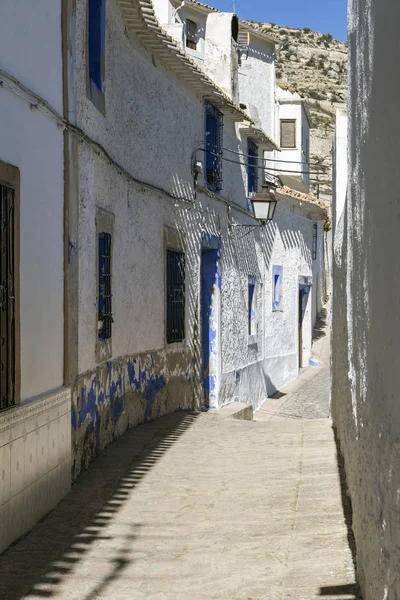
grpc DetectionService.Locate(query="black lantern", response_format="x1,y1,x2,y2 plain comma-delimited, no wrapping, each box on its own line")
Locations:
251,184,278,222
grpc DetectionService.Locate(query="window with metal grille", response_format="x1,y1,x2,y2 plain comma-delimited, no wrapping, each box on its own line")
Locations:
98,232,112,340
280,119,296,149
166,250,185,343
205,101,223,192
186,19,197,50
247,138,259,195
312,223,318,260
0,183,16,411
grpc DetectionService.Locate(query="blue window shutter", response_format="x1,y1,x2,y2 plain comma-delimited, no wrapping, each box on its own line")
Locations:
204,101,223,191
272,266,283,311
89,0,104,91
247,138,258,195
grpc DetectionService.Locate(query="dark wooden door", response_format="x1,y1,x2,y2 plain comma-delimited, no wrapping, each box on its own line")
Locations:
0,183,15,411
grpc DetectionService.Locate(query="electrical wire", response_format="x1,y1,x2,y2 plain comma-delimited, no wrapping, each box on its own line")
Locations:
201,146,329,177
0,69,195,208
218,144,329,169
0,68,328,218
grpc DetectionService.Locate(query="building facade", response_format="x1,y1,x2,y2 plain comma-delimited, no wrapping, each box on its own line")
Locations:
0,1,71,553
0,0,327,550
332,1,400,598
66,0,327,478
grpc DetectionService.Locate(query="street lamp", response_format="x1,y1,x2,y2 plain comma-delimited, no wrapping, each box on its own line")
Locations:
251,184,278,222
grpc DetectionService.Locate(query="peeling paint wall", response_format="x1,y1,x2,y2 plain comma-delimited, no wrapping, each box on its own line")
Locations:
70,0,326,477
332,1,400,598
72,348,194,479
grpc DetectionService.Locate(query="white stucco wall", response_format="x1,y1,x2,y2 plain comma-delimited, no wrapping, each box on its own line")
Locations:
238,34,275,138
332,111,348,229
71,0,326,473
0,1,64,400
275,90,311,189
0,0,71,555
331,1,400,598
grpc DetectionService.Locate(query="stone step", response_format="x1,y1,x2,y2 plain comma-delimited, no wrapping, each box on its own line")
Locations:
218,402,254,421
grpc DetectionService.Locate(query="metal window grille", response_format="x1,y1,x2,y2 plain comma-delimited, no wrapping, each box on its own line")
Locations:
205,101,224,192
247,138,259,195
98,232,112,340
166,250,185,343
312,223,318,260
0,183,15,411
186,19,197,50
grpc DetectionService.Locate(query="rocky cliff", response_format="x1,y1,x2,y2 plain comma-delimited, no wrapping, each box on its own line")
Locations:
251,22,348,200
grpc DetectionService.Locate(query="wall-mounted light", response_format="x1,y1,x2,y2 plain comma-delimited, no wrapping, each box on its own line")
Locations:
251,184,278,222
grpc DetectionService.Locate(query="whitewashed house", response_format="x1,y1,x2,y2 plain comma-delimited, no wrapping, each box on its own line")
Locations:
0,0,328,546
60,0,328,480
274,84,312,192
0,1,71,552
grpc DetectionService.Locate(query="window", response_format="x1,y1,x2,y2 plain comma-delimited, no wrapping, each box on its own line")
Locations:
238,30,250,66
186,19,197,50
312,223,318,260
272,266,283,311
248,277,257,336
166,250,185,343
205,101,224,192
0,180,18,411
280,119,296,149
98,232,112,340
88,0,105,108
247,138,259,195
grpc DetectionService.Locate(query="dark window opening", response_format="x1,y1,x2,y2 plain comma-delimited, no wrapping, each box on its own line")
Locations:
205,101,224,192
89,0,105,92
0,183,15,411
248,279,256,336
166,250,185,343
231,15,239,42
98,232,112,340
186,19,197,50
312,223,318,260
247,138,259,195
280,119,296,149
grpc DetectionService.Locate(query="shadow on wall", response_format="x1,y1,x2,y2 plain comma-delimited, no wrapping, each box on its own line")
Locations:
313,306,328,342
0,412,199,600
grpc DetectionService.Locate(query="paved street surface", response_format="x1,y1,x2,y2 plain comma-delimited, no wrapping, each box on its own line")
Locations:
0,308,358,599
256,308,331,422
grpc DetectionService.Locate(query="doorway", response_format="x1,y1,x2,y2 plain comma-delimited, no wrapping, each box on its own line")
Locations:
201,243,221,410
298,289,304,369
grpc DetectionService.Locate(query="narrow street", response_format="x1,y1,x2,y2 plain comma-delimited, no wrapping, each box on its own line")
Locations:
0,312,357,600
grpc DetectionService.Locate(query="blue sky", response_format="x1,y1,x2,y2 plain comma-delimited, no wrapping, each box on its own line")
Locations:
209,0,347,42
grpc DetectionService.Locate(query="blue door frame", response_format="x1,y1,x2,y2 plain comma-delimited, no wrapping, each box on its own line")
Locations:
201,234,221,409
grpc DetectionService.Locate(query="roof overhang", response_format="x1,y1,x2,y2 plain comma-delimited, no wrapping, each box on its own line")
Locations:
239,123,280,152
239,21,279,45
117,0,253,123
169,1,279,45
279,174,308,194
277,186,328,219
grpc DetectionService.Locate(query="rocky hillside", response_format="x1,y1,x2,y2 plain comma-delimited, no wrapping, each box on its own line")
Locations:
252,23,348,201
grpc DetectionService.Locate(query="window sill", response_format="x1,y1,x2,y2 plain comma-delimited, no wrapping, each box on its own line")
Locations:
248,335,258,347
